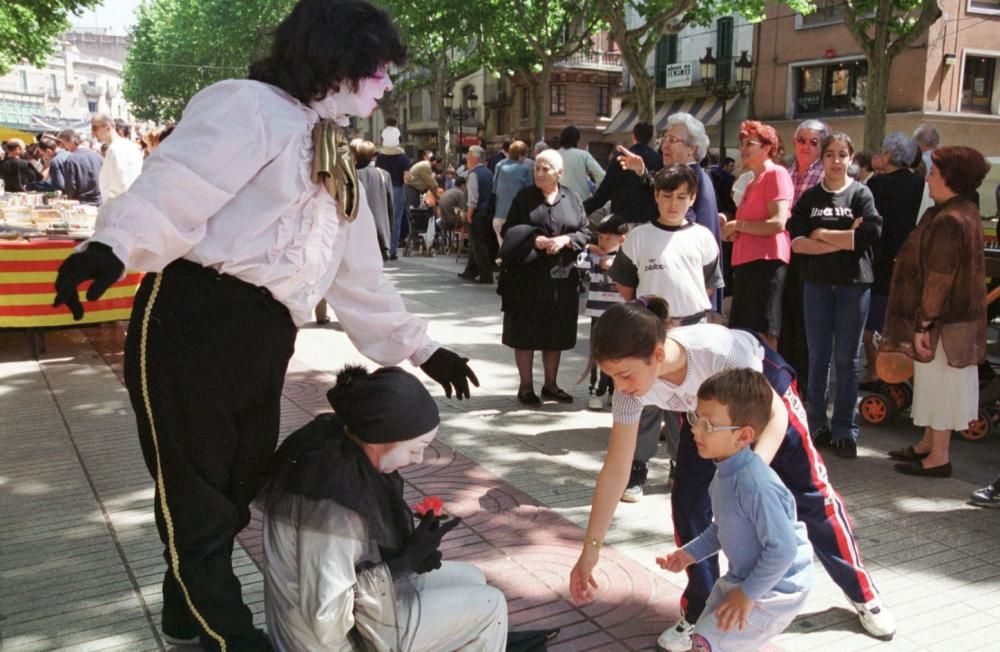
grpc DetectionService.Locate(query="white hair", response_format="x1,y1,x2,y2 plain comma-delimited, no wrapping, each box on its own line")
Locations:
536,148,564,172
912,123,940,149
665,112,710,162
794,119,830,140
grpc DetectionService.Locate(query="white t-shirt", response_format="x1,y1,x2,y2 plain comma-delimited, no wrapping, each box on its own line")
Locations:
612,325,765,423
609,220,723,318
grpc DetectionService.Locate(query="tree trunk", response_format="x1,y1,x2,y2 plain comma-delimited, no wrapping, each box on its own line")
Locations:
632,71,657,125
617,32,656,125
525,62,553,146
863,54,893,152
434,67,449,162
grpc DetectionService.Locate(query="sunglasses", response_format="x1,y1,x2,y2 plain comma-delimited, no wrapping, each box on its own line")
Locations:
796,137,820,147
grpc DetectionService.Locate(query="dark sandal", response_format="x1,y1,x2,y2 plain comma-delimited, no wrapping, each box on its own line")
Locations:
887,446,929,462
894,461,951,478
517,389,542,406
541,386,573,403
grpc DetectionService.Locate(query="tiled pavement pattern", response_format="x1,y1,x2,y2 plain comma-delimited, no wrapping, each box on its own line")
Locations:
1,252,999,651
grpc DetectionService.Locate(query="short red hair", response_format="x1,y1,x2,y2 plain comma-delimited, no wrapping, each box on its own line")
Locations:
931,146,990,196
739,120,784,162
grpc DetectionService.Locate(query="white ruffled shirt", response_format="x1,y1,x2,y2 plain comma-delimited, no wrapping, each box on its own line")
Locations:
89,79,436,365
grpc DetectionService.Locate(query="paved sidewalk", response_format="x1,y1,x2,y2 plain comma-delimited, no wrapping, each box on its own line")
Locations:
2,252,999,651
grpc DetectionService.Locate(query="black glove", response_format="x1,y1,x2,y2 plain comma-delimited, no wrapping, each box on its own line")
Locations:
52,242,126,321
385,512,462,576
420,347,479,399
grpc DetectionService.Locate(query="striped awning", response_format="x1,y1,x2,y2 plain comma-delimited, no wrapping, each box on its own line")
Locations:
603,95,744,135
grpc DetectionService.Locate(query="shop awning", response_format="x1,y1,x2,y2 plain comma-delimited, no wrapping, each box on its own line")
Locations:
603,95,744,135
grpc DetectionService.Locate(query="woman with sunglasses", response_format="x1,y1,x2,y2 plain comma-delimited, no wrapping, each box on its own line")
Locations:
723,120,793,349
568,298,895,651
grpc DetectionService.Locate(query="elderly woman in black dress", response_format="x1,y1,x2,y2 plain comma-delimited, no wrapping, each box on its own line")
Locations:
499,148,591,405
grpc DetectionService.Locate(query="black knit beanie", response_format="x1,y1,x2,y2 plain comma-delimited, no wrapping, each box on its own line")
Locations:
326,365,439,443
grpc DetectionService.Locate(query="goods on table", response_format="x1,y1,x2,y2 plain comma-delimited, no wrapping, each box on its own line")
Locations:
0,193,96,239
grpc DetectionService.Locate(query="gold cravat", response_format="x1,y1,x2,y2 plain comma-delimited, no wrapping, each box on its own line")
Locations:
311,119,359,221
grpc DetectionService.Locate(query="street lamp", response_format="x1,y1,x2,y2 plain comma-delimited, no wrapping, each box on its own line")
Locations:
699,48,753,161
445,89,478,166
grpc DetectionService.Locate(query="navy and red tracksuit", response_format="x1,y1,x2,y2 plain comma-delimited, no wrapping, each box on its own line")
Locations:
673,340,878,622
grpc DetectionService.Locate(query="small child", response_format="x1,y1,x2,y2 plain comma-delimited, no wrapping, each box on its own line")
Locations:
579,213,628,409
657,368,813,651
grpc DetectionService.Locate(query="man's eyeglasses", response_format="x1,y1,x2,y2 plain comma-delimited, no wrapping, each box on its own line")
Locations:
795,137,820,147
663,135,687,146
686,411,743,434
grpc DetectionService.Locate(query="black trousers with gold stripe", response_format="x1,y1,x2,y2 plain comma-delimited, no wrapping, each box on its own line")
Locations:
124,260,296,652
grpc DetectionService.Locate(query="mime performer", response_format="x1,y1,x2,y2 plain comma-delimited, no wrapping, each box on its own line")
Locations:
51,1,477,650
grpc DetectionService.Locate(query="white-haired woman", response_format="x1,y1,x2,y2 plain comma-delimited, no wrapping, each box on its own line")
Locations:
499,149,592,405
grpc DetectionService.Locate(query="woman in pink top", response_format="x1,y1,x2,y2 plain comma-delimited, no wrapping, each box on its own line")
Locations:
723,121,793,348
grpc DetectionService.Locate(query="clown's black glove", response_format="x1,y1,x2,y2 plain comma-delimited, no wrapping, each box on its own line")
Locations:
386,513,462,576
52,242,125,320
420,347,479,399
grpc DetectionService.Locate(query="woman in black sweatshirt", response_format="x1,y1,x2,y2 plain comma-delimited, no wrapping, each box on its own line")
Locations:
787,132,882,460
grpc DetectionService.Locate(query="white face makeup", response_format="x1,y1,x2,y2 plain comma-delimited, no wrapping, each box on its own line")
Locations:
376,428,437,474
310,65,393,122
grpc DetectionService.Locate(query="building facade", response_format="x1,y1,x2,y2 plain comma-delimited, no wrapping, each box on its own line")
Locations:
753,0,1000,151
0,30,134,136
603,14,755,159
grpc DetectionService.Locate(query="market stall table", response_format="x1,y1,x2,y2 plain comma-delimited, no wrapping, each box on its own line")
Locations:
0,238,141,356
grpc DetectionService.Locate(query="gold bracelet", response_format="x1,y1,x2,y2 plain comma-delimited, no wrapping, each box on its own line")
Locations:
583,536,604,550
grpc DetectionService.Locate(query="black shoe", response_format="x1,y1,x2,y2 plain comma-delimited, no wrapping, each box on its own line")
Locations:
622,461,648,502
541,386,573,403
894,461,951,477
476,277,494,284
388,254,399,261
517,389,542,406
887,445,930,462
812,426,833,448
457,272,477,281
832,438,858,459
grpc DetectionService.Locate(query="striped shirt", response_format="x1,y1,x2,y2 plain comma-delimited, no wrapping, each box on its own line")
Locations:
582,251,624,317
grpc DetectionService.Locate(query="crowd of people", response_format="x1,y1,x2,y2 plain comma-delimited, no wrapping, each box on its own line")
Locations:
0,116,174,204
36,0,1000,650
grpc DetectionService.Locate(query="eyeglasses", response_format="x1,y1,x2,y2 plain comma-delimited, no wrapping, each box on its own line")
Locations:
663,135,688,146
795,137,820,147
739,140,763,149
686,411,743,434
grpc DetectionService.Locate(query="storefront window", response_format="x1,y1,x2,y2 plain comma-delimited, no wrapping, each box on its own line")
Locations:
795,60,867,116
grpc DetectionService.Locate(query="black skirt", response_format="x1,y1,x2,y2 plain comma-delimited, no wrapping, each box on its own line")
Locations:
501,277,580,351
729,258,788,337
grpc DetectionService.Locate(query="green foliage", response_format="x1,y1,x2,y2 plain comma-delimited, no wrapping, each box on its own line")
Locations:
376,0,480,88
0,0,99,75
122,0,295,122
687,0,815,26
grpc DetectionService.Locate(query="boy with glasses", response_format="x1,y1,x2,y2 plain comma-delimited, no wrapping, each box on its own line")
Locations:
658,368,813,652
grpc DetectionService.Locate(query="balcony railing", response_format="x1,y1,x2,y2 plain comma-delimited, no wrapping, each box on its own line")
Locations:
556,51,623,70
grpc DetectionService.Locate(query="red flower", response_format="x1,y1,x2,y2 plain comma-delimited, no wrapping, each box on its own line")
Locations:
412,495,444,517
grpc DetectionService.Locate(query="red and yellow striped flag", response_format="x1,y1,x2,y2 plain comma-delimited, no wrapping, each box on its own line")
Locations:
0,239,141,328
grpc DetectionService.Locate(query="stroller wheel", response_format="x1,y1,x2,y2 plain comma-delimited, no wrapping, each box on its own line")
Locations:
860,394,894,425
958,410,994,442
883,383,910,410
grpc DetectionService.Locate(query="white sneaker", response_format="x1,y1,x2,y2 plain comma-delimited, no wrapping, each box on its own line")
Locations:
853,597,896,640
588,394,604,410
656,617,695,652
